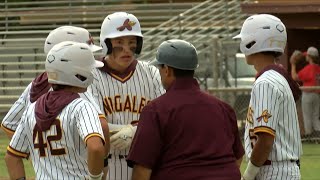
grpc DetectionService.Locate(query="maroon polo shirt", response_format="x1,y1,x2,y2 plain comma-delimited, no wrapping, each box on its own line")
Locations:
127,78,244,180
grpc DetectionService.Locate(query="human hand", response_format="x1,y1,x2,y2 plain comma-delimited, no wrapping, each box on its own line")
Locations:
290,50,303,64
110,124,136,150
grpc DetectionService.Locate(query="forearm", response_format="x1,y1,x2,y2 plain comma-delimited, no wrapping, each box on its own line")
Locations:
88,152,104,175
87,137,105,176
242,133,274,180
250,133,274,166
5,153,25,179
100,117,110,156
291,64,299,81
132,164,152,180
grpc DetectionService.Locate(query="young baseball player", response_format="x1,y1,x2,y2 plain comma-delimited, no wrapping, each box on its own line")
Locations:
5,41,106,180
234,14,302,180
1,26,105,138
127,39,244,180
87,12,165,180
1,26,111,179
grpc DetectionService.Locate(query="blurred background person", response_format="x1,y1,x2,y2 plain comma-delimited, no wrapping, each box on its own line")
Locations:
290,47,320,138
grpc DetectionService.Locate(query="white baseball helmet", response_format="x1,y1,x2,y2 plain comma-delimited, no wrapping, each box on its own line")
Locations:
45,41,104,88
233,14,287,56
44,26,102,55
100,12,143,55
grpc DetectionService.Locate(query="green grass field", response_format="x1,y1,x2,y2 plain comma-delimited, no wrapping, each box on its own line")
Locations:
0,131,319,179
239,143,320,180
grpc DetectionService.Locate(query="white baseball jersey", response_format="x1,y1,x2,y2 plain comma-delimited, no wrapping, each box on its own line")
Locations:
7,98,105,180
87,60,165,180
244,70,302,179
1,82,103,135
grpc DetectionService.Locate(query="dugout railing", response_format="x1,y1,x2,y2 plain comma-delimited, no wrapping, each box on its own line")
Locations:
0,0,200,54
0,0,198,32
0,0,246,116
138,0,248,61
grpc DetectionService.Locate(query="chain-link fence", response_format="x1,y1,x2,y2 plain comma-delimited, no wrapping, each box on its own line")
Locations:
207,86,320,143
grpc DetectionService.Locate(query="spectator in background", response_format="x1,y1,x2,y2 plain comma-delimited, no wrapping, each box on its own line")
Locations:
290,47,320,137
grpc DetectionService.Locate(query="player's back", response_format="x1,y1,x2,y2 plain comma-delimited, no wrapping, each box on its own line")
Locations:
2,79,102,135
21,98,98,180
252,70,302,160
145,78,241,179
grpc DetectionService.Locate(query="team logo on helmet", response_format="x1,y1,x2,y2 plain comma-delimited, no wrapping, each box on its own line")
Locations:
276,24,285,33
117,19,136,31
257,110,272,123
47,55,55,63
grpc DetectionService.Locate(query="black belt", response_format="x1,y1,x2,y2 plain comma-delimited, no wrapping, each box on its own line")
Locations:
108,154,127,159
263,159,300,169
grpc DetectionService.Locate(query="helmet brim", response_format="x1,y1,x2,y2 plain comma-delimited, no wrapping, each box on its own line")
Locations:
94,60,104,68
149,58,162,66
232,34,241,39
89,44,103,52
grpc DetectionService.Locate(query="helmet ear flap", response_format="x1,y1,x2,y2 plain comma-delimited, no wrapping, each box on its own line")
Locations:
135,37,143,54
104,39,113,54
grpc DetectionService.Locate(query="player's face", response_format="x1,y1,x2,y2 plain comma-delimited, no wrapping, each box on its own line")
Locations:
245,54,255,65
108,36,137,72
306,55,312,63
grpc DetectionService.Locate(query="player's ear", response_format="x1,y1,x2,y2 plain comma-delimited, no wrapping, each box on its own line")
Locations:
164,65,173,77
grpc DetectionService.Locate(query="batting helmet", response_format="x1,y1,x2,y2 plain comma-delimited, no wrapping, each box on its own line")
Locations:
150,39,198,70
233,14,287,56
100,12,143,55
44,26,102,55
45,41,104,88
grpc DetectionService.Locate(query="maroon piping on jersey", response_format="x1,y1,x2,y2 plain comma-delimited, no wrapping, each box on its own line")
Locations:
30,72,51,103
35,91,79,131
256,64,302,102
99,57,138,79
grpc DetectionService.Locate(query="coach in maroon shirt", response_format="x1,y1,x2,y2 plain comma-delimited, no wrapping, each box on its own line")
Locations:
127,39,244,180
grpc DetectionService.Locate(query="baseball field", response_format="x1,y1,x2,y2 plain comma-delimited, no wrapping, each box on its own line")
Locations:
0,131,319,180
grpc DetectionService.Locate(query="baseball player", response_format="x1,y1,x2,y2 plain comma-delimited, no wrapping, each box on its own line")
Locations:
233,14,302,180
1,26,105,138
5,41,106,180
1,26,111,179
87,12,165,180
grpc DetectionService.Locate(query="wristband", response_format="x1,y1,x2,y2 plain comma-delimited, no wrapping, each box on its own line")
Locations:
242,160,260,180
88,171,103,180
